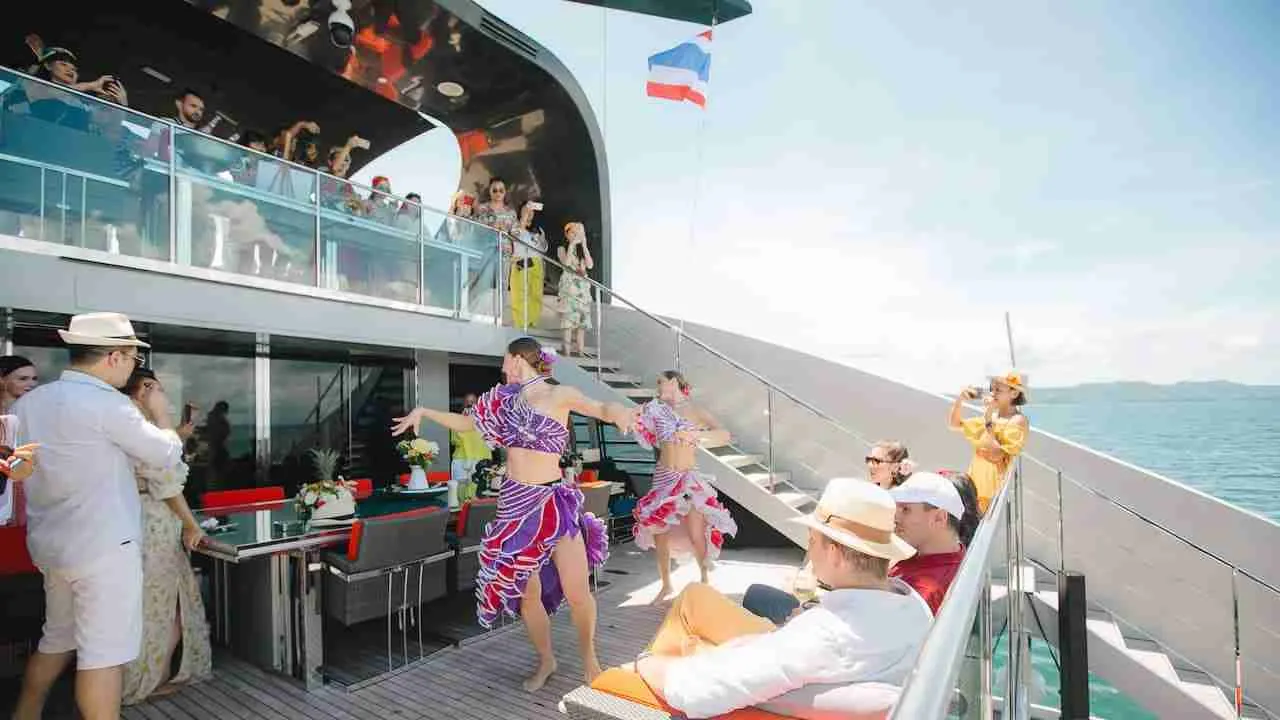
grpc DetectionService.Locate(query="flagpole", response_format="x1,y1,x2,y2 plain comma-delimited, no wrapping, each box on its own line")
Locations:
677,2,718,369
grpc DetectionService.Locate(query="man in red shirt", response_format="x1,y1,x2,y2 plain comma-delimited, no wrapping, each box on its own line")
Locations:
889,472,968,614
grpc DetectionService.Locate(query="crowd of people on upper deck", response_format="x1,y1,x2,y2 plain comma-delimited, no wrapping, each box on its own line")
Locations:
3,35,423,226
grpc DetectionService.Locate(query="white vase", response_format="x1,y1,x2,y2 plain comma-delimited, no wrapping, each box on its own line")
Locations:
447,478,459,508
408,466,428,490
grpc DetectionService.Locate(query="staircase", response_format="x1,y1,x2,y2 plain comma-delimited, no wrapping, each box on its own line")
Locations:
523,324,820,546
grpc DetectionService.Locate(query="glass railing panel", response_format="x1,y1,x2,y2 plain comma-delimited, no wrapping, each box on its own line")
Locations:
1062,473,1237,686
1235,570,1279,712
767,390,867,495
422,242,462,314
672,334,773,472
0,67,169,259
318,175,421,303
462,227,502,322
170,126,317,284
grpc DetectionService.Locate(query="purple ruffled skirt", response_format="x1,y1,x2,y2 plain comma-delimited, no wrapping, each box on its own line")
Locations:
475,481,609,628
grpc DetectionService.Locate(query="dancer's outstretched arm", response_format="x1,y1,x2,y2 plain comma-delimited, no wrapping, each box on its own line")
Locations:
560,386,638,432
392,407,475,436
691,407,731,447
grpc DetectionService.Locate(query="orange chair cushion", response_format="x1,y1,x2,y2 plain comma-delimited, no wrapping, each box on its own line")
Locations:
590,667,796,720
580,469,600,484
428,471,450,485
351,478,374,500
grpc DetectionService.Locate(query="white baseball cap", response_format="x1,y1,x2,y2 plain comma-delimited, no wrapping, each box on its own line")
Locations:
890,472,965,520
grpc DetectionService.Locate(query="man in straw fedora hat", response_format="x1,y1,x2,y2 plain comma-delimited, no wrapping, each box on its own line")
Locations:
624,479,932,718
13,312,186,720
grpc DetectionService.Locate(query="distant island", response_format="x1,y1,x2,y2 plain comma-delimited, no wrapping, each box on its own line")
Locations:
1032,381,1280,404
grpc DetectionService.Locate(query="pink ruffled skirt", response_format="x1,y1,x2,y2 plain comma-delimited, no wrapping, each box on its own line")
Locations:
632,467,736,561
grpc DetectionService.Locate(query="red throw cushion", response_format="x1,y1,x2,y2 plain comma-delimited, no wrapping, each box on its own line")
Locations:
351,478,374,500
590,667,796,719
428,471,450,485
201,487,286,509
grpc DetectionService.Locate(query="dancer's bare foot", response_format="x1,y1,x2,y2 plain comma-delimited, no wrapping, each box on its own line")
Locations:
584,657,603,684
523,657,558,692
649,584,675,605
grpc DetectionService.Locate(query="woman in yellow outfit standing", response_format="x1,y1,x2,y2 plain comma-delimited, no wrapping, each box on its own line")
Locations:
948,371,1028,514
508,201,547,329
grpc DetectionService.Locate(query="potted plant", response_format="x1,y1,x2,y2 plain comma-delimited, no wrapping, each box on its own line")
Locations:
396,436,439,490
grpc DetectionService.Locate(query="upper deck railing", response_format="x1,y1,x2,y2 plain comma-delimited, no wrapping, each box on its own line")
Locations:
0,66,501,320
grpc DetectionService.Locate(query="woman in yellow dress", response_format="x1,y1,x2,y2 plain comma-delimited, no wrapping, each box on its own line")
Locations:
948,371,1029,514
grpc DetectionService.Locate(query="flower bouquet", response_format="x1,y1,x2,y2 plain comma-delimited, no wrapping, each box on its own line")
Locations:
397,437,439,490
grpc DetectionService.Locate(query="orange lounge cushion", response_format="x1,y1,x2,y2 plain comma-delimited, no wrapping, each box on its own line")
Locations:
590,667,796,720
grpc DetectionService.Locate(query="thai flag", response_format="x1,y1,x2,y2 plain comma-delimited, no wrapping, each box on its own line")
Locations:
646,31,712,108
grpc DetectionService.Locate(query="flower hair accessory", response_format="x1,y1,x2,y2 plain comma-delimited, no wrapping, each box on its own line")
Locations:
538,346,558,374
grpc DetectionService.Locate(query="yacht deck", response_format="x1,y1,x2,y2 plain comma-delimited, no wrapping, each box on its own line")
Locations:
118,545,803,720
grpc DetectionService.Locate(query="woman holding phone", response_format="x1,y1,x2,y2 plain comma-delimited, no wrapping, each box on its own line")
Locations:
556,222,594,356
120,368,212,704
948,371,1029,514
509,200,548,329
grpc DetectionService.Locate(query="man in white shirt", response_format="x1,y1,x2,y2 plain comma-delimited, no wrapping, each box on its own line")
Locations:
635,479,932,719
13,313,185,720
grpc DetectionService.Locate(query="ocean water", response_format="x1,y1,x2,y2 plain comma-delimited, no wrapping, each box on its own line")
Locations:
1008,397,1280,718
1030,397,1280,521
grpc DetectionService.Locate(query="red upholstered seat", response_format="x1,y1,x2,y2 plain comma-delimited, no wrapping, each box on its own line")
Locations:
201,486,286,509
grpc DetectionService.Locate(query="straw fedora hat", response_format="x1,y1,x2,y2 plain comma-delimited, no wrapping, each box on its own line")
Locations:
790,478,915,562
57,312,150,348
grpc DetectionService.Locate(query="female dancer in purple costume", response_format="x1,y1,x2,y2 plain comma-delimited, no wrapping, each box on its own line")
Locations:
391,337,637,691
633,371,738,603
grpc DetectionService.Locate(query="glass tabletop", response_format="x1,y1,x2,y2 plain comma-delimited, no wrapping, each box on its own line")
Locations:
195,487,450,560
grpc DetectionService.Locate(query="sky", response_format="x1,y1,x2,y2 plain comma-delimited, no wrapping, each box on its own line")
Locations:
356,0,1280,392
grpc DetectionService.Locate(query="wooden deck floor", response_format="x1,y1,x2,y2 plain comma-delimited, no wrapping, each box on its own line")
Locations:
116,544,802,720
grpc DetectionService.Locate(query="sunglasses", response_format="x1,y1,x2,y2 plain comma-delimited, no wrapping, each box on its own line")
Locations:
865,456,891,465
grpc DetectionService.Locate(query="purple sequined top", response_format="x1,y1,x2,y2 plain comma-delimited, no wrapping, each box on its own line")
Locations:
466,377,568,454
634,399,697,451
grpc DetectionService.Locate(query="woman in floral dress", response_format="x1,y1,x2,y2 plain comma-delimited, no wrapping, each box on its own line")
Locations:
556,222,594,356
121,368,212,704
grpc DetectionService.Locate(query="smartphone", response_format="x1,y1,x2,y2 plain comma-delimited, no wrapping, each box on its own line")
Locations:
529,201,544,211
181,402,195,425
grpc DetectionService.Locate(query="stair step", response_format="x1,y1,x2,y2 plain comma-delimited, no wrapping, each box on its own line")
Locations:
744,471,791,488
621,387,656,399
717,453,764,469
573,357,624,371
600,373,642,385
773,491,814,509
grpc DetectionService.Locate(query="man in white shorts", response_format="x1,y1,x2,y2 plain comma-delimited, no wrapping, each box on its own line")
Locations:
13,313,185,720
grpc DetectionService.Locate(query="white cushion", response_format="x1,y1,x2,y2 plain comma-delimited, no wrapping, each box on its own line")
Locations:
756,682,900,720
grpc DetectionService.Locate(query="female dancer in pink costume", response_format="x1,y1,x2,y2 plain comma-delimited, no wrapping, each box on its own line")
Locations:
633,371,738,603
392,337,636,690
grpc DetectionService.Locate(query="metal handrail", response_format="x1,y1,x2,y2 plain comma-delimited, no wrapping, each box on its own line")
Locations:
891,478,1013,718
505,230,876,449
